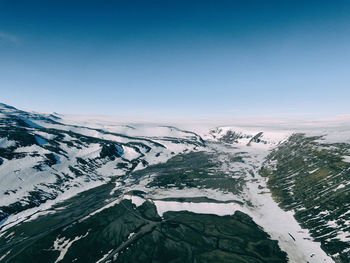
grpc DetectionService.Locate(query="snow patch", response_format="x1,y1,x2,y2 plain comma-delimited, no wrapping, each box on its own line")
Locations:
52,231,89,263
342,156,350,163
123,195,146,207
122,146,141,161
0,138,16,148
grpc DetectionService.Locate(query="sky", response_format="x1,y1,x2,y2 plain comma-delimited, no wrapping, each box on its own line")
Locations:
1,0,350,119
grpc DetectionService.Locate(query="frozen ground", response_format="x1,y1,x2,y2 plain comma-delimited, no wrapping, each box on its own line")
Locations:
1,103,349,262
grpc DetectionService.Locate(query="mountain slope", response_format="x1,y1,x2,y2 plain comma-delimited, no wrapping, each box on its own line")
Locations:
261,133,350,262
0,104,349,263
0,103,204,223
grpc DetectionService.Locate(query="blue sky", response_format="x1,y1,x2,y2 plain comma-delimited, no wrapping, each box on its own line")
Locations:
1,0,350,118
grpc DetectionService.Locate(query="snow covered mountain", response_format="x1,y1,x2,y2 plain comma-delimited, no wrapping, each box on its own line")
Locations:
0,103,204,222
0,103,349,263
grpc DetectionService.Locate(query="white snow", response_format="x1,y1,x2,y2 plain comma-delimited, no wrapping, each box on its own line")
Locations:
132,162,145,171
127,232,135,239
0,138,16,148
123,195,146,207
245,180,333,263
0,250,11,261
309,168,319,174
335,184,346,190
52,231,89,263
342,155,350,163
335,230,350,242
96,249,113,263
122,146,141,161
34,131,57,140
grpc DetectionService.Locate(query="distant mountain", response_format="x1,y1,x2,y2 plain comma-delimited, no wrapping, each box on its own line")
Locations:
0,103,349,263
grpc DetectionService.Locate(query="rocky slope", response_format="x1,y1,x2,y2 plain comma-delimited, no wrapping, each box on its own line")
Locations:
261,133,350,262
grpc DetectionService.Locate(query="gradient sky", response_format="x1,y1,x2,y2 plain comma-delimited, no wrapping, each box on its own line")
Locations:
1,0,350,118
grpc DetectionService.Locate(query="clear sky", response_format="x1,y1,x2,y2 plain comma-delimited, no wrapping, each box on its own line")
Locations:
1,0,350,118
